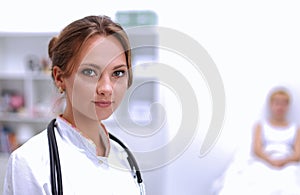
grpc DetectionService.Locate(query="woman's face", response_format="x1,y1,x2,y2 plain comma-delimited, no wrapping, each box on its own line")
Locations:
63,35,128,122
270,93,289,120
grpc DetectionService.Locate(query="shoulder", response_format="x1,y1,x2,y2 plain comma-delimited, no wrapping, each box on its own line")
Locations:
253,121,263,132
9,130,49,167
294,124,300,134
4,130,50,194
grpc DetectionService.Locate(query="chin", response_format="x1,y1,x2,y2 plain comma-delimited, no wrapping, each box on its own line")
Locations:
100,116,111,120
96,113,113,121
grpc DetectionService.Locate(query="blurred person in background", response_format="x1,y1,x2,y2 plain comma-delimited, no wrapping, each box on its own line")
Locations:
214,86,300,195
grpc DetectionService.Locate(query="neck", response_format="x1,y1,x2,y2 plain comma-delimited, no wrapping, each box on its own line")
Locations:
269,117,288,127
61,110,107,156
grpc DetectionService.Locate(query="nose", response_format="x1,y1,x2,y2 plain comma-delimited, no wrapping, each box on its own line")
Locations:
96,74,112,96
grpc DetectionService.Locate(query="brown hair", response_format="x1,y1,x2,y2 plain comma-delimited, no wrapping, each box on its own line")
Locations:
48,15,132,87
269,88,290,104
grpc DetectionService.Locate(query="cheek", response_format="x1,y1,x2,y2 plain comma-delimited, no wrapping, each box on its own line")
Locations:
71,78,97,101
112,82,128,103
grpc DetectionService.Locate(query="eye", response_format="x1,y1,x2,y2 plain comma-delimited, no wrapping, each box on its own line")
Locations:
81,69,97,77
112,70,126,78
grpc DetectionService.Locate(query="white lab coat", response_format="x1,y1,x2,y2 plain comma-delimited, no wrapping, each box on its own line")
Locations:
3,117,141,195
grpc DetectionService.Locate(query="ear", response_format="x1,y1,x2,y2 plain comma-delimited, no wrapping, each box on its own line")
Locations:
52,66,65,90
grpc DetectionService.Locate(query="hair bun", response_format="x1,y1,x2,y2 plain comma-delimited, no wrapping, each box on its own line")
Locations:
48,36,58,60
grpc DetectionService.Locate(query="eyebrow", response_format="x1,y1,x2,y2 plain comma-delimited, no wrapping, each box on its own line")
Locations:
80,63,127,70
80,63,101,70
113,64,127,70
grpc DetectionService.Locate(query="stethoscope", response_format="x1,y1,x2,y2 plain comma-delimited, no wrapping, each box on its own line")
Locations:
47,118,145,195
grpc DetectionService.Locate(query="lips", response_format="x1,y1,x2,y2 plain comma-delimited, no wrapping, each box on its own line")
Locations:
93,100,113,108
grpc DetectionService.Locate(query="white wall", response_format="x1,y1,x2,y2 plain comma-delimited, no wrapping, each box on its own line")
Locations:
1,0,300,194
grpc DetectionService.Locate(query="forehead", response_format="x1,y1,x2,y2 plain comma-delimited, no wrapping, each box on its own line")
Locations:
271,93,289,102
80,35,126,67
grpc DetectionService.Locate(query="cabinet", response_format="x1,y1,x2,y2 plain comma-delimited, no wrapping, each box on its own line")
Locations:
0,33,61,151
102,19,164,149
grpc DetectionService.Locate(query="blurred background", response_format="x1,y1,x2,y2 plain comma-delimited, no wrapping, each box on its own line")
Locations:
1,0,300,194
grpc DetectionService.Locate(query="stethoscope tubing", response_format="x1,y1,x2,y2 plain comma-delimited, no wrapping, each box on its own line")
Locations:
47,119,63,195
47,118,144,195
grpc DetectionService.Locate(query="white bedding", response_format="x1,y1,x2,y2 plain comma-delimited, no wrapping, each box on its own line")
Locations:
212,148,300,195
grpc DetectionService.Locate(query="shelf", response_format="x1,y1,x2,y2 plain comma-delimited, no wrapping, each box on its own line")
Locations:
0,72,51,80
0,32,57,37
0,112,52,123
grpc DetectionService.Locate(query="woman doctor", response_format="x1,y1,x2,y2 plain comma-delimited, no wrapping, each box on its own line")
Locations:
3,15,144,195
